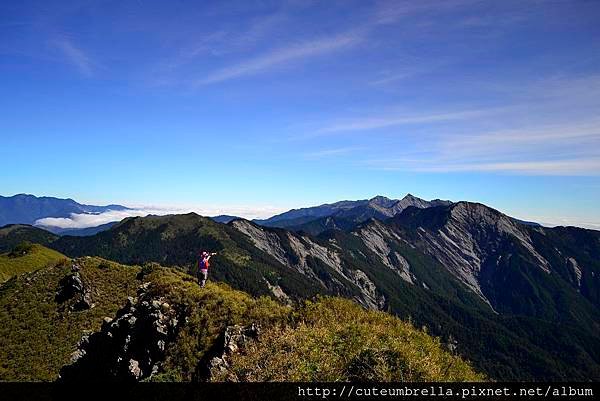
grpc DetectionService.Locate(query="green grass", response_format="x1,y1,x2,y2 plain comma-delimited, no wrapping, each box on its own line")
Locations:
0,256,484,382
145,269,482,382
222,297,484,382
0,257,141,381
144,268,291,381
0,243,66,283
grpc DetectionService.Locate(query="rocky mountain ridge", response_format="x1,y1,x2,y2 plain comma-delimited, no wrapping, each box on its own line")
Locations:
254,194,452,231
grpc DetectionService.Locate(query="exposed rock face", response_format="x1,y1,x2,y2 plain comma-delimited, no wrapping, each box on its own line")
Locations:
350,269,385,309
285,232,343,277
55,265,93,311
231,220,288,266
200,324,260,382
355,220,415,284
59,283,181,382
263,279,291,304
392,202,552,307
567,257,582,288
232,219,385,310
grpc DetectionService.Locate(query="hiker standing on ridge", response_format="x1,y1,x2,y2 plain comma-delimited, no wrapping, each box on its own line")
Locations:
198,251,217,287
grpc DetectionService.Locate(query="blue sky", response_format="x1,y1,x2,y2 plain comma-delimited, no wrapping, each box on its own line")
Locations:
1,0,600,227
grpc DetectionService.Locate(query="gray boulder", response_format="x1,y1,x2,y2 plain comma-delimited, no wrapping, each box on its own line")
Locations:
55,270,94,311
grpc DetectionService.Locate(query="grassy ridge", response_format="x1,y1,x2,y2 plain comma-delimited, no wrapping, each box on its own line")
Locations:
0,243,66,283
224,297,484,382
143,268,292,381
0,257,482,382
0,257,140,381
142,268,482,382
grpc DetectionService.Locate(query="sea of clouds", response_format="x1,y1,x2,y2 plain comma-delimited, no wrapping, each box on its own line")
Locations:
34,205,287,230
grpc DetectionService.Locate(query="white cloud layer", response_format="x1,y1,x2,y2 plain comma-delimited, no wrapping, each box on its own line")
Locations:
513,215,600,231
34,205,287,229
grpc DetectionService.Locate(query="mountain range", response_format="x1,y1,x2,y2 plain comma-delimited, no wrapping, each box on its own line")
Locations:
1,194,598,381
0,194,130,234
254,194,452,234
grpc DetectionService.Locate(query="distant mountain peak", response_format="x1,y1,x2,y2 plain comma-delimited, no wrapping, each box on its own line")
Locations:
402,193,419,200
369,195,392,202
368,195,397,208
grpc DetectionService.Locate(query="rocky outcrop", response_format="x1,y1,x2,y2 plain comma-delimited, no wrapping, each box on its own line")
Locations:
198,323,260,382
59,283,182,382
55,263,93,311
263,279,291,304
350,269,386,310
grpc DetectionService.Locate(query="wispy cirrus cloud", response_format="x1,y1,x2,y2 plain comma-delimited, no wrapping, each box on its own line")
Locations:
417,159,600,175
192,0,475,86
167,12,290,69
195,32,361,85
51,36,94,77
372,0,482,25
303,146,363,159
363,117,600,176
316,108,495,135
369,71,417,86
305,70,600,176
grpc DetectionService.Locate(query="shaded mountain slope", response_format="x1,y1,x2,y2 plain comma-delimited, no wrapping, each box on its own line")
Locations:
285,215,358,236
50,221,118,236
210,215,241,224
390,202,600,319
323,219,600,380
51,213,332,303
0,224,59,252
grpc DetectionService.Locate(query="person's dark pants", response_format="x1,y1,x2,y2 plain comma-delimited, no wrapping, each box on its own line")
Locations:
199,269,208,287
